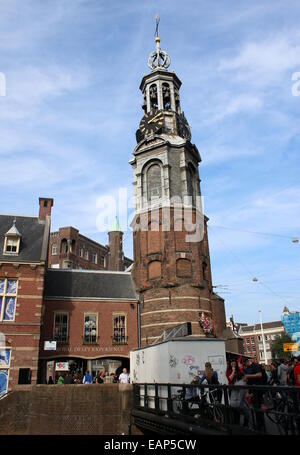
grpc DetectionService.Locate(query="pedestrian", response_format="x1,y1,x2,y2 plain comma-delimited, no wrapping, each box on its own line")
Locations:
230,371,254,429
118,368,130,384
287,358,296,386
82,370,93,384
199,362,219,385
73,372,80,384
199,362,222,403
226,359,241,385
277,358,288,386
294,356,300,387
243,358,264,431
265,365,271,383
185,375,200,403
96,371,104,384
103,371,113,383
57,373,64,385
47,376,54,384
269,362,279,385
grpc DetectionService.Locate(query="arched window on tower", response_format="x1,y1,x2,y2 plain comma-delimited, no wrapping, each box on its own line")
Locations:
186,163,196,206
175,88,180,113
142,92,147,112
162,83,171,110
149,84,158,110
146,162,162,202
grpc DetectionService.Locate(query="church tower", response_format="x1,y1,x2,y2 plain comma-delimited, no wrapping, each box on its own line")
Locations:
130,23,226,346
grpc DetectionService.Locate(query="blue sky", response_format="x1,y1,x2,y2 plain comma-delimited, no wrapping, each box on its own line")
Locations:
0,0,299,324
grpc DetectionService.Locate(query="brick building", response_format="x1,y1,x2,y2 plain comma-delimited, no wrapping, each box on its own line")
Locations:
0,198,53,394
130,33,228,346
48,218,132,271
39,269,138,381
0,198,138,392
239,321,284,365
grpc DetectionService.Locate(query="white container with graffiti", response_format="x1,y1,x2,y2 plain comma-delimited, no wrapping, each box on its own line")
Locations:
130,337,227,411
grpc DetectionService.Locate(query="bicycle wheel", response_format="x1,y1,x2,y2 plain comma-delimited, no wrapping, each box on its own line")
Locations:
213,405,225,424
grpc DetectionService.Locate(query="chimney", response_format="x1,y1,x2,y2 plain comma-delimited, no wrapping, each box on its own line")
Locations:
108,217,124,271
39,197,54,221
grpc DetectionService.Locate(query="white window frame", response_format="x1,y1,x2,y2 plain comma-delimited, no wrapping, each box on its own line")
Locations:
0,279,18,322
3,236,20,255
112,313,127,344
52,244,58,255
0,347,11,396
83,313,98,343
91,252,97,264
53,312,69,343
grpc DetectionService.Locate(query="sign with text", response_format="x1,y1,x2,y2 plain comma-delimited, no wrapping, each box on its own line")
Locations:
44,341,57,351
283,343,299,352
55,362,69,371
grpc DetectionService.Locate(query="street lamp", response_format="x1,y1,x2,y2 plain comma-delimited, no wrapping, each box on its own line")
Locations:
259,310,268,365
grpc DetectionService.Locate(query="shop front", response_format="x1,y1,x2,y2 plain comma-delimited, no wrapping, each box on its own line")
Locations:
40,354,130,384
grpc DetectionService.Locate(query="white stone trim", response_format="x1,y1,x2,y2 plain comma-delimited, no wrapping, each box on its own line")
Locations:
141,321,200,329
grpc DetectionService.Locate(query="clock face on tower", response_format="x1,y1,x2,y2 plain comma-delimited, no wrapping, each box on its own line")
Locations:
139,110,164,136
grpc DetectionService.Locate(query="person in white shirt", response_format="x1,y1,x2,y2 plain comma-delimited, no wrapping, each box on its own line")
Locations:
118,368,130,384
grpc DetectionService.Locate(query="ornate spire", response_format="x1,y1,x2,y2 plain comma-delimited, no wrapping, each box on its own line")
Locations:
109,216,122,233
5,218,22,237
147,15,171,71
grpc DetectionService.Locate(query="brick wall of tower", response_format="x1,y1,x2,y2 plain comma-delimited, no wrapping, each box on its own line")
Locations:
132,207,225,346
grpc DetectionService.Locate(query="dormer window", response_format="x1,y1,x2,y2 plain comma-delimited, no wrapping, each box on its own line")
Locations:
5,238,19,253
3,219,21,255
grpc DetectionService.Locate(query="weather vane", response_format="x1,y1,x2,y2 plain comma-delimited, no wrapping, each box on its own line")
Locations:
147,14,171,70
154,14,160,37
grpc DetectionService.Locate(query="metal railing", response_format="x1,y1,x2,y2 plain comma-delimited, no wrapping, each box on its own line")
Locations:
82,335,99,344
112,335,128,344
132,383,300,435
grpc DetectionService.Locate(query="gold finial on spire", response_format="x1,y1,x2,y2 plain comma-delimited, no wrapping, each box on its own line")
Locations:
147,15,170,70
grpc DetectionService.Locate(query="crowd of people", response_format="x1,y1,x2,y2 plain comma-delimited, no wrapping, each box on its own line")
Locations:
47,367,130,385
185,356,300,431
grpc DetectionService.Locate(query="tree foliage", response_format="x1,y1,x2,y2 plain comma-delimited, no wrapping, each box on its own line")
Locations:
270,332,293,360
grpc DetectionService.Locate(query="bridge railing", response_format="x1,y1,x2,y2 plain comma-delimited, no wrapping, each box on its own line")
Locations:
132,383,300,435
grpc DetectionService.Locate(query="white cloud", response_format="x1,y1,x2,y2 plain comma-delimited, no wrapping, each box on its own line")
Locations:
0,65,90,122
218,32,300,85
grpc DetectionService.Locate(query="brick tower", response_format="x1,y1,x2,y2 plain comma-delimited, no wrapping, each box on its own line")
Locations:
108,216,125,271
130,27,226,346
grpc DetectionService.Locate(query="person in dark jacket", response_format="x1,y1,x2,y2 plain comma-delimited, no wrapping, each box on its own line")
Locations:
64,372,74,384
244,358,264,431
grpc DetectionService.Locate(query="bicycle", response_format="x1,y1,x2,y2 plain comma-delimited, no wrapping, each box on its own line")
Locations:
199,387,225,424
264,389,299,435
172,386,225,425
171,387,201,416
